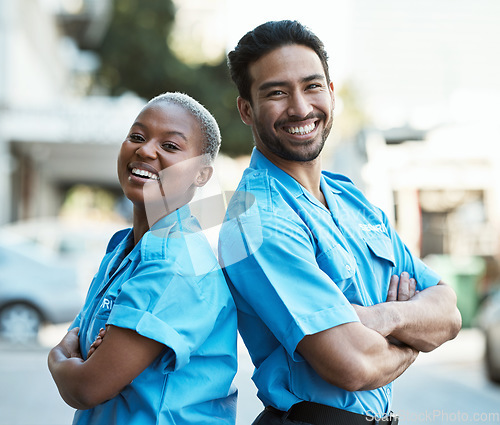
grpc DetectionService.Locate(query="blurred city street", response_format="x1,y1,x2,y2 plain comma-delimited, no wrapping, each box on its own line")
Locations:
1,1,500,425
1,327,499,425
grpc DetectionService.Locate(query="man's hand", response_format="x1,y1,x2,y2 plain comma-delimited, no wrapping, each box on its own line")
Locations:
353,272,417,337
354,273,461,352
386,272,417,302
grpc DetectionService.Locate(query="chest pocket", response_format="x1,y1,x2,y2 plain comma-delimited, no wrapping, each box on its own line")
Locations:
316,243,356,290
362,233,396,267
84,294,117,357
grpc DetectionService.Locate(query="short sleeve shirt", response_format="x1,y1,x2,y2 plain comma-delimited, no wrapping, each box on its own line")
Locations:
71,205,237,425
218,148,440,416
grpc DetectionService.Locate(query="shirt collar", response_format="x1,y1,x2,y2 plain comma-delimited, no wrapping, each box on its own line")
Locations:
249,147,343,199
249,147,304,198
150,203,192,232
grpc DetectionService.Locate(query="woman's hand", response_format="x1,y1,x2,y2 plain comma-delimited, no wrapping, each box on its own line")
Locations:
56,327,83,359
87,327,107,359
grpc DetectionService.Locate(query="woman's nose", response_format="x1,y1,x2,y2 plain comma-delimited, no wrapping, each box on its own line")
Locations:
135,140,157,159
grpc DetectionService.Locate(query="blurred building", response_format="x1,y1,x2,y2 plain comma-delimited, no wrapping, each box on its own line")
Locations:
2,0,500,271
324,0,500,312
360,125,500,259
0,0,143,224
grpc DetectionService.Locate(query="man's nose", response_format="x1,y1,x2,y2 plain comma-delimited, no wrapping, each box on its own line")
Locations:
136,140,158,159
287,92,313,118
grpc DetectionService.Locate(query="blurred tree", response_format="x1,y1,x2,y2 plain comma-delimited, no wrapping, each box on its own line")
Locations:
89,0,252,156
335,81,371,140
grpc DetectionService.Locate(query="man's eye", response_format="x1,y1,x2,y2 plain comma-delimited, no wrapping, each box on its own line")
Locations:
307,83,321,90
267,90,285,97
129,134,145,142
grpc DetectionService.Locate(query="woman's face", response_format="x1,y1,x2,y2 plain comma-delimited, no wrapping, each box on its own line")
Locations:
117,101,210,221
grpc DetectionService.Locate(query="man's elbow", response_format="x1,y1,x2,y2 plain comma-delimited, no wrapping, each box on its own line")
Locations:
440,305,462,346
451,306,462,338
318,357,378,392
417,306,462,353
441,282,463,340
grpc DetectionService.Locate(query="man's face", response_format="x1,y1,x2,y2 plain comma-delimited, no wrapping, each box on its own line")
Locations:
117,101,208,217
239,44,334,163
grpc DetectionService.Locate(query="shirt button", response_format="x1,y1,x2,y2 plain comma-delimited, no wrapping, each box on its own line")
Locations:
346,265,352,271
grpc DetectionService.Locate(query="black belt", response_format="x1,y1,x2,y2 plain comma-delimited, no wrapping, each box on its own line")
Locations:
266,401,399,425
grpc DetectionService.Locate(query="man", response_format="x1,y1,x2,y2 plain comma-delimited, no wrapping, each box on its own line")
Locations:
218,20,461,425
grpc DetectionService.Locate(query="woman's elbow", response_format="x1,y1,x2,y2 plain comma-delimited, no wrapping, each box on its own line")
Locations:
61,390,103,411
62,386,119,411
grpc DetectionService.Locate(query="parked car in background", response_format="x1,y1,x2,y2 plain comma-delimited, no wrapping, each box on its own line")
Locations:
0,218,124,343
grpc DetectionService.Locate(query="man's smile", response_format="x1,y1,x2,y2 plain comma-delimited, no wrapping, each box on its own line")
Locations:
284,122,316,136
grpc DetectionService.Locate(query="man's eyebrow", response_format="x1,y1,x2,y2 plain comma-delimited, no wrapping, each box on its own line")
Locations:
303,73,326,83
257,74,327,92
132,121,188,142
258,80,288,92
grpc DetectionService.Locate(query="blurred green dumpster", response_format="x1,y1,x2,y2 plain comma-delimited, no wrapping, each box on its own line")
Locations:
423,255,485,328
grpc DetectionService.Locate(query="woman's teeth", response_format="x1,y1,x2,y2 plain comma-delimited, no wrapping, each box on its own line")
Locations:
286,123,315,135
131,168,159,180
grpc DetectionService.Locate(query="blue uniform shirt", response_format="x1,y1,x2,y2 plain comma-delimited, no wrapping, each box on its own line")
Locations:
71,205,237,425
219,148,440,416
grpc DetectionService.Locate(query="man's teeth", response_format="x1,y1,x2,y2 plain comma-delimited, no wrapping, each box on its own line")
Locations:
286,123,315,135
131,168,159,180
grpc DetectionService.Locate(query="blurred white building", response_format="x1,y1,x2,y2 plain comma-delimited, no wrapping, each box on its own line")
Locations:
2,0,500,274
0,0,144,224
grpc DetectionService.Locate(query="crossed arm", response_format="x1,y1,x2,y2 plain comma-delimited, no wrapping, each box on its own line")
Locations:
354,274,462,352
48,325,164,410
297,273,461,392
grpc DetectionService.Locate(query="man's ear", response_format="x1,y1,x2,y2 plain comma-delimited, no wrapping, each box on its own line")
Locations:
237,96,254,126
194,165,213,188
329,81,335,111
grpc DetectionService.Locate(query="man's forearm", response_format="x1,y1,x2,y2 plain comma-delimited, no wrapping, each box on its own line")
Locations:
356,282,462,352
353,332,420,391
298,322,419,391
388,282,461,351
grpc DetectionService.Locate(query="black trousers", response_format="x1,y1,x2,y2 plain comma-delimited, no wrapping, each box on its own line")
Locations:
251,405,398,425
251,408,310,425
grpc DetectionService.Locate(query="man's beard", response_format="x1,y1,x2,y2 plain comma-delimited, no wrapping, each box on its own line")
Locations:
255,112,333,162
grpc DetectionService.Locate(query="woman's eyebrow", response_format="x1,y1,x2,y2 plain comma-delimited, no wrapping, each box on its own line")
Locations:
132,122,188,142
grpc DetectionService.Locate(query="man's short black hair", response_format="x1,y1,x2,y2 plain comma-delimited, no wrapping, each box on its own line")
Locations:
227,20,330,102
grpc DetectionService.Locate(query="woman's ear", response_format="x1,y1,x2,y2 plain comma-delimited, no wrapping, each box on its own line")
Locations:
194,165,213,188
237,96,254,126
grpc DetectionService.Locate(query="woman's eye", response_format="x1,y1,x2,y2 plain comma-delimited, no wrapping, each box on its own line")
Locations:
162,143,179,151
129,134,145,142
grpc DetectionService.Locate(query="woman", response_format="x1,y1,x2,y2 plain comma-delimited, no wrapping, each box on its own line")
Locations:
48,92,237,425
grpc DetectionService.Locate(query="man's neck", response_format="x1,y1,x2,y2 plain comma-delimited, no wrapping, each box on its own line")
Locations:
258,148,326,207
